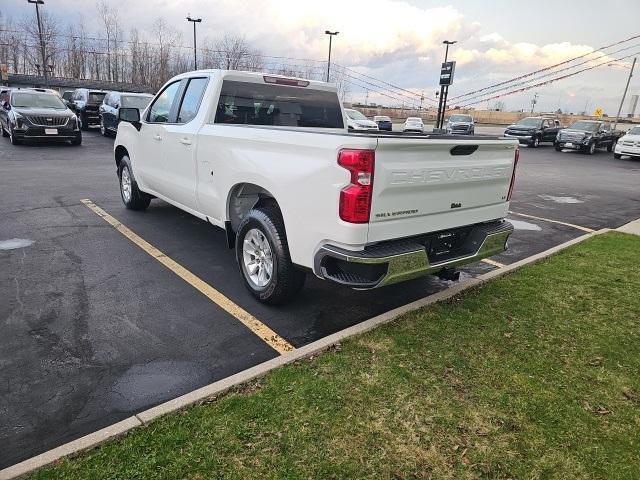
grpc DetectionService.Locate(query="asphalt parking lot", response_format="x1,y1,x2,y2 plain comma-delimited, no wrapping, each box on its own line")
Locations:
2,127,640,469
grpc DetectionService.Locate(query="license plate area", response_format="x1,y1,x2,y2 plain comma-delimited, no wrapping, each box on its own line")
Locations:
423,226,474,264
45,128,58,135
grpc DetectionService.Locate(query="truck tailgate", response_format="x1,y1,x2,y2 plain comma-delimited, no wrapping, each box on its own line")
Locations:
368,136,518,243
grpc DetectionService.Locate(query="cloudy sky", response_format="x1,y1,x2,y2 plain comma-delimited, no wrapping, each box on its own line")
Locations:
3,0,639,114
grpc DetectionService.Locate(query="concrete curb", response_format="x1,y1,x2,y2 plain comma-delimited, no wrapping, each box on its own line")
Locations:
617,219,640,236
0,227,613,480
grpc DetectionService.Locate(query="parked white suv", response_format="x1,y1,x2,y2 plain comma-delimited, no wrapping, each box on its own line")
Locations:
614,126,640,159
114,70,518,304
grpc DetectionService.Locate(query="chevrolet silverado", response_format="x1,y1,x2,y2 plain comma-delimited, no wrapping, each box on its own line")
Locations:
113,70,518,304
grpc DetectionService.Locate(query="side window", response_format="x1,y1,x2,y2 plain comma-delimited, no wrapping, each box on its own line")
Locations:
176,78,208,124
147,81,181,123
603,123,610,131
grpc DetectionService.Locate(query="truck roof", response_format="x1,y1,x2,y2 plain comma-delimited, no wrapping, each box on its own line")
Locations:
168,69,339,93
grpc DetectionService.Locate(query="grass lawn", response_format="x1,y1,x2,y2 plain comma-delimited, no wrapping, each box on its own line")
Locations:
31,232,640,479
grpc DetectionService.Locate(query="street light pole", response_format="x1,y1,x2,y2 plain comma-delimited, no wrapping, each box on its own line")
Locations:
186,15,202,70
325,30,339,82
613,57,636,130
27,0,48,86
436,40,456,130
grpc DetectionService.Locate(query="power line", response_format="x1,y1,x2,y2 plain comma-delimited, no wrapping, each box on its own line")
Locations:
457,50,640,108
450,32,640,101
453,42,640,106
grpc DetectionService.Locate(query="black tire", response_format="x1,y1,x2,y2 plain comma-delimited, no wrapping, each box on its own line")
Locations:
555,146,562,152
614,153,622,159
584,142,596,155
607,140,616,152
118,156,151,210
80,111,89,131
71,133,82,146
9,126,21,145
531,136,540,148
1,123,8,138
235,205,306,304
100,117,108,137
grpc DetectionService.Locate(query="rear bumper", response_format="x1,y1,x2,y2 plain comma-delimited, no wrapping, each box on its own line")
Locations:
314,220,513,288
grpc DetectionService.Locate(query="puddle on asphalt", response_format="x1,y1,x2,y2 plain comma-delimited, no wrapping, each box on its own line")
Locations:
507,219,542,231
0,238,34,250
110,360,211,412
538,195,584,204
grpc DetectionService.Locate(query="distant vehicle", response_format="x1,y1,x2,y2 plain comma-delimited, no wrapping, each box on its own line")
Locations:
555,120,623,155
68,88,107,130
403,116,424,133
373,115,392,131
446,113,475,135
99,92,153,137
613,125,640,159
504,117,561,147
345,108,379,131
61,90,74,107
0,88,81,145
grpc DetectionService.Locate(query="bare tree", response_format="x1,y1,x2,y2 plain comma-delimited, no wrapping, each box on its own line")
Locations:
19,9,59,76
214,34,250,70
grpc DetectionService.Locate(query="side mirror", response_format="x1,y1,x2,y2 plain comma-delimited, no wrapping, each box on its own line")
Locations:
119,107,141,131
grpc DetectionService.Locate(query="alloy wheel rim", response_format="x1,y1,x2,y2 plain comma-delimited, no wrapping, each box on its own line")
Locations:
121,167,132,202
242,228,273,288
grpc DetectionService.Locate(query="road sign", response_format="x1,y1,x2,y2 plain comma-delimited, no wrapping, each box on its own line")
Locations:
594,107,603,118
440,61,456,86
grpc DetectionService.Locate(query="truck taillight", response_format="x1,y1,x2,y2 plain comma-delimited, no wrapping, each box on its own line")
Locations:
507,147,519,201
338,149,375,223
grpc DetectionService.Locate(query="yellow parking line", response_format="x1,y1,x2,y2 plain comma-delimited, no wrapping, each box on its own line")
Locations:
508,211,595,233
81,199,294,355
481,258,506,268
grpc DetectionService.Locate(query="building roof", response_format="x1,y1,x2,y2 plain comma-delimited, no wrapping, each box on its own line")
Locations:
5,73,154,94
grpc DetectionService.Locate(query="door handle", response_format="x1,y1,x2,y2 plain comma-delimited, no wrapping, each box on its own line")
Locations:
153,134,162,141
179,138,192,145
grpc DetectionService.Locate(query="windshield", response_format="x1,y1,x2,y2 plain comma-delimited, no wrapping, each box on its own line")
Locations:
516,118,543,127
449,114,472,122
346,109,367,121
569,121,600,132
88,92,106,103
11,92,66,109
122,95,152,109
628,126,640,135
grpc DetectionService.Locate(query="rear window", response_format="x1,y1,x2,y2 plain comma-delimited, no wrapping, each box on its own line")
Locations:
214,80,344,128
88,92,106,103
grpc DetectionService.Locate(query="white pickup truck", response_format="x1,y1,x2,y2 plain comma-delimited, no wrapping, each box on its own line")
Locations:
114,70,518,304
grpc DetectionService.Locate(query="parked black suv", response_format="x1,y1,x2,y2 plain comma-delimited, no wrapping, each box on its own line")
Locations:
504,117,561,147
98,91,153,137
68,88,107,130
555,120,624,155
0,88,81,145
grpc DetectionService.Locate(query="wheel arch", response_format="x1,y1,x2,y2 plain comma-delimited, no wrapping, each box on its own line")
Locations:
226,183,281,235
114,145,128,170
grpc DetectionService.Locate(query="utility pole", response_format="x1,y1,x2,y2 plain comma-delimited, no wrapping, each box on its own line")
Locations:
530,92,538,113
27,0,48,86
186,15,202,70
325,30,339,82
436,40,456,130
613,57,636,130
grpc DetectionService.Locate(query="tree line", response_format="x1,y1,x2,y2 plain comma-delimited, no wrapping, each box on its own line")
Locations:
0,0,348,96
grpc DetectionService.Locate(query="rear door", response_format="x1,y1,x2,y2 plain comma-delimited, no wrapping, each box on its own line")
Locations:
368,136,518,242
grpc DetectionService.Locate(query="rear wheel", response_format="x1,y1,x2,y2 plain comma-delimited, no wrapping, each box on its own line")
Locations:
236,205,305,304
119,156,151,210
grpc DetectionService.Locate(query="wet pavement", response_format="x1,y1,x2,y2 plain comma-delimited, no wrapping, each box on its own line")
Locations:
1,128,640,469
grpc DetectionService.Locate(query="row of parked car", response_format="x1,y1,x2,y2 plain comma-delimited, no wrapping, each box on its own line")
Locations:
0,86,153,145
342,107,639,159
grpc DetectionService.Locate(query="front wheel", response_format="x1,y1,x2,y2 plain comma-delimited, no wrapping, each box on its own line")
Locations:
584,142,596,155
9,126,21,145
119,157,151,210
607,140,616,152
1,123,8,137
236,205,305,304
614,153,622,159
100,117,107,136
531,136,540,148
70,133,82,146
555,146,562,152
80,112,88,131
